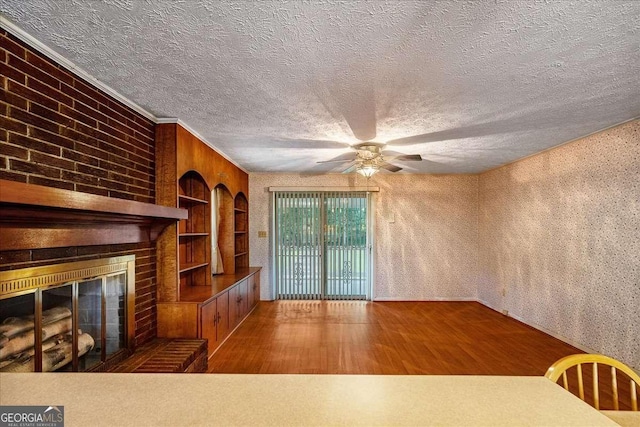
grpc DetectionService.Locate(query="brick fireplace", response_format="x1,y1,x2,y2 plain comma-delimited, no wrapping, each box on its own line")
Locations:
0,179,186,372
1,29,163,348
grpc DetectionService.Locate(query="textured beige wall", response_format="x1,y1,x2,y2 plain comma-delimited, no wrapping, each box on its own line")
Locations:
374,174,479,300
249,173,479,301
478,120,640,369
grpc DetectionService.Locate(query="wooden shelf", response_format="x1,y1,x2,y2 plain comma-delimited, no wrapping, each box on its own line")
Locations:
179,233,209,238
179,194,209,205
178,268,261,303
234,231,247,234
179,262,210,274
0,179,187,251
234,208,247,213
234,252,248,257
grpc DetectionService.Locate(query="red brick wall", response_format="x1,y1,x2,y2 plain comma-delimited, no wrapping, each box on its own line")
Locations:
0,29,158,346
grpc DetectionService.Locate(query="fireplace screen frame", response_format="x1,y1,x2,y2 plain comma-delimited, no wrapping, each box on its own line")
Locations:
0,255,135,372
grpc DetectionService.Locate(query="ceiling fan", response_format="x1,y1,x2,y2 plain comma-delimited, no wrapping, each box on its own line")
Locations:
304,84,432,177
317,142,423,177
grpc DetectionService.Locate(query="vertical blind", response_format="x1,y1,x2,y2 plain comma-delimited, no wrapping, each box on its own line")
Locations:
274,191,370,300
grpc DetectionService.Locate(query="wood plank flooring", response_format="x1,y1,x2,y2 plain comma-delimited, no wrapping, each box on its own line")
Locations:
209,300,636,410
209,301,582,376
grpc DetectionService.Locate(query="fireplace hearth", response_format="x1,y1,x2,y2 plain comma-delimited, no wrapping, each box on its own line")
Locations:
0,256,135,372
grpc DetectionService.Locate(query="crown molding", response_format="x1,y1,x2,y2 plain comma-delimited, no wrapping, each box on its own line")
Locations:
156,118,248,173
480,116,640,175
1,15,157,122
268,186,380,192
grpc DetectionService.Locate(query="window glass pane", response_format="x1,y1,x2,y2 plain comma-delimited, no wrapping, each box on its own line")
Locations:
105,273,126,357
0,293,36,372
77,278,102,371
41,284,74,372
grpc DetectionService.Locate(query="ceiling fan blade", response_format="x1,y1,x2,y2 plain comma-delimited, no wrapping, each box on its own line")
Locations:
317,152,357,163
301,159,354,176
382,151,422,161
341,162,358,174
384,107,585,146
343,95,376,142
335,84,376,141
394,154,422,161
241,137,349,150
315,82,377,142
380,162,402,173
300,165,332,176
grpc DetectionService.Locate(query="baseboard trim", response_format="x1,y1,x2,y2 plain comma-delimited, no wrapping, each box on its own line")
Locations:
373,296,477,302
379,297,632,366
476,300,599,355
505,309,640,374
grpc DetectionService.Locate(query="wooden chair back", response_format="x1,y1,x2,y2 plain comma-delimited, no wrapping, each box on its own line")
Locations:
545,354,640,411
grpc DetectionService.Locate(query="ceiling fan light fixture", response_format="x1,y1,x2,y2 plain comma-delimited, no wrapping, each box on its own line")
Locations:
356,161,379,178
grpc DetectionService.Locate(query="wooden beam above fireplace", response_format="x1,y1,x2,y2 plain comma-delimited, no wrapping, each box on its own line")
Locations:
0,180,188,251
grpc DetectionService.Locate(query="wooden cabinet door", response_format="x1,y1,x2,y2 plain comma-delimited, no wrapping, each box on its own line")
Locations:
200,299,217,357
215,292,230,346
248,273,260,310
238,279,248,319
230,279,248,328
228,284,241,330
254,273,260,307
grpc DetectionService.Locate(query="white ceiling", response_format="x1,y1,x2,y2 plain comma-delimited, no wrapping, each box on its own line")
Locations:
2,1,639,174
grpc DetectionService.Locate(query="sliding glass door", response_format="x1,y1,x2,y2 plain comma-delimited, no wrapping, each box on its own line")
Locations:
274,191,371,300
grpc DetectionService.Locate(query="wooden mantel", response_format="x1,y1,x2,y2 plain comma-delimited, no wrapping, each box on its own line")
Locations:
0,179,187,251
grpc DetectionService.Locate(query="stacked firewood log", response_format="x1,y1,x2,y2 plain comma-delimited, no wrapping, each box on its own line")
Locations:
0,306,95,372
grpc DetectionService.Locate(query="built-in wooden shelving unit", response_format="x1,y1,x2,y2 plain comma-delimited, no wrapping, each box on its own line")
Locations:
155,123,256,358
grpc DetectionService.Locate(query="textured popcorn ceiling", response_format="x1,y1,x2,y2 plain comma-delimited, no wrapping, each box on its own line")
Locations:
2,1,639,173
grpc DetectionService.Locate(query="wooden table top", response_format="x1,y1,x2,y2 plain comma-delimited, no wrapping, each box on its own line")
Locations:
601,410,640,427
0,374,619,426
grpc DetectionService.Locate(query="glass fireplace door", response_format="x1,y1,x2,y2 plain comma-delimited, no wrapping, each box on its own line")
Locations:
41,284,75,372
105,273,126,359
77,278,102,372
0,255,135,373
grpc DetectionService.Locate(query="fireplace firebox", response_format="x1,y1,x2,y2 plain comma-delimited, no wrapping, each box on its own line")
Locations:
0,255,135,372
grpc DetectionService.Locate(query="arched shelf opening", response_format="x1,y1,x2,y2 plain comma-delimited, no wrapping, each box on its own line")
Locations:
178,171,211,291
234,192,249,270
212,184,236,275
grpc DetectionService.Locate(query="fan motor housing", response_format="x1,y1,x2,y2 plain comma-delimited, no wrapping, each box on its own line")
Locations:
353,143,384,160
